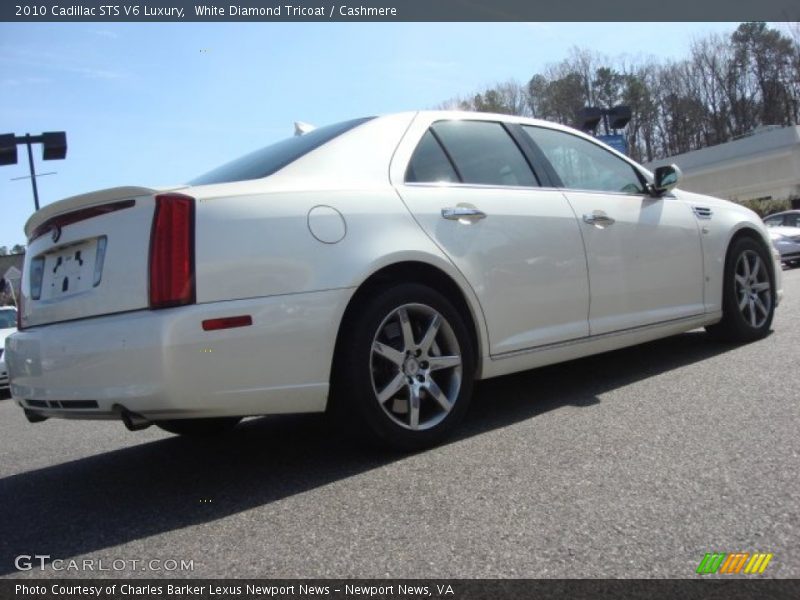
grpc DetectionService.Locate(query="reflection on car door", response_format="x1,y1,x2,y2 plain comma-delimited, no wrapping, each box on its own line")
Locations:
397,120,590,355
523,125,705,336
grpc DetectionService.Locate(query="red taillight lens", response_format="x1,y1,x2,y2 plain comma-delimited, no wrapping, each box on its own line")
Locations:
149,193,196,309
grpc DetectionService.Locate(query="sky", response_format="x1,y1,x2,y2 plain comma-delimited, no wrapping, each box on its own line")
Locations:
0,21,754,248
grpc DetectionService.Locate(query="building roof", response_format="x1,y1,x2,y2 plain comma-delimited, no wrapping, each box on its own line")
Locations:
645,126,800,203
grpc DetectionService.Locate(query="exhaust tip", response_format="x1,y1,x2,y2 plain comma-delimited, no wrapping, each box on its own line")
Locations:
120,409,152,431
24,409,48,424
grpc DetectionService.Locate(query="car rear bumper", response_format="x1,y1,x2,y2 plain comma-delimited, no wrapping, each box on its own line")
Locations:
5,289,350,422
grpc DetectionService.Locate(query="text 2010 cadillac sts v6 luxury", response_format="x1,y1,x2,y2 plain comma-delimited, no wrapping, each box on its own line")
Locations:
5,112,783,449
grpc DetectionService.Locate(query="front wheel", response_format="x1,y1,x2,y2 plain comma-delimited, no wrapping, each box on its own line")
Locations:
332,283,475,451
706,237,775,342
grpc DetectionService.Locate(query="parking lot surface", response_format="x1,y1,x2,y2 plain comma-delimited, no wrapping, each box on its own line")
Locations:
1,270,798,579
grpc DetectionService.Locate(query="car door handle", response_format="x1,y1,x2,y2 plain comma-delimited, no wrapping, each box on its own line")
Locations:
583,212,615,228
441,207,487,221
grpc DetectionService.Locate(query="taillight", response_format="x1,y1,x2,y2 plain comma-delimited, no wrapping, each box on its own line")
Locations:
149,193,196,309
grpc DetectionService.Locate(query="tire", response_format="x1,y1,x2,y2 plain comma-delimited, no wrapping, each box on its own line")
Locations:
156,417,241,437
331,282,475,451
706,236,775,342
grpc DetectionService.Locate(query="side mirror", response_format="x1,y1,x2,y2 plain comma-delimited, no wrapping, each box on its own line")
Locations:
652,164,681,195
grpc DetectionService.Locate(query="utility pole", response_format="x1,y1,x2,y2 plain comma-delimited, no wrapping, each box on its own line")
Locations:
25,135,41,210
0,131,68,212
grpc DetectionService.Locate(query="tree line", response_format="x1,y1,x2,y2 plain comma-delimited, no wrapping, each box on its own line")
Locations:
441,22,800,165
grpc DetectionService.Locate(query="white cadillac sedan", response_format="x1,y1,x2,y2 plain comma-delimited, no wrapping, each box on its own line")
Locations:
5,111,782,449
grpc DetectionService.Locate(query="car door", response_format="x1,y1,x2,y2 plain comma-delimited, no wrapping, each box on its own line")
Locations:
522,125,705,336
393,118,590,356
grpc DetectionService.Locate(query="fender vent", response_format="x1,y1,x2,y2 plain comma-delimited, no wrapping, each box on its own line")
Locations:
693,206,713,219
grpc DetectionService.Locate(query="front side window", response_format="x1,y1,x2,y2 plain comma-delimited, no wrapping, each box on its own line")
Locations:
764,216,783,227
784,214,800,228
523,126,644,195
430,121,538,187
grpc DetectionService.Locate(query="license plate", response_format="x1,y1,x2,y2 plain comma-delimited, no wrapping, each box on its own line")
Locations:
39,237,106,300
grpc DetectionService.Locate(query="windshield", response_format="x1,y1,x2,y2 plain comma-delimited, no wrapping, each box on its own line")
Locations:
0,309,16,329
189,117,373,186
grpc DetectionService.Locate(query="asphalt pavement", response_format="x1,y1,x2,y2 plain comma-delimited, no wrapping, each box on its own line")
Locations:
1,269,798,579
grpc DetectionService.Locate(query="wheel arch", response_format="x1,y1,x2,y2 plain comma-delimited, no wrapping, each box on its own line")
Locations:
704,223,778,341
330,260,485,391
724,225,776,286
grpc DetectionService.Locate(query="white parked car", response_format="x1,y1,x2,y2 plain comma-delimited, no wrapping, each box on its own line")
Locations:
764,210,800,267
768,228,800,267
0,306,17,399
5,112,783,449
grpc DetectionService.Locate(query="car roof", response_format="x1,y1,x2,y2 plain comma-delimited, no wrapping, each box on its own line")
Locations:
409,109,593,137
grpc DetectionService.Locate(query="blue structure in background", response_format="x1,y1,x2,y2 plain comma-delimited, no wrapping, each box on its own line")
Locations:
597,134,627,155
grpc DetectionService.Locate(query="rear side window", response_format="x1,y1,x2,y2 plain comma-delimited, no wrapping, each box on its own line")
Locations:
431,121,538,187
764,216,783,227
189,117,373,185
405,131,460,183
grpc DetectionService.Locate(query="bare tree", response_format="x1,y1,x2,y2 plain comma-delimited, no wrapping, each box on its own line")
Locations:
439,23,800,163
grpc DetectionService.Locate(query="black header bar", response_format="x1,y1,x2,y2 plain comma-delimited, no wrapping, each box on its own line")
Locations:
2,0,799,22
4,579,800,600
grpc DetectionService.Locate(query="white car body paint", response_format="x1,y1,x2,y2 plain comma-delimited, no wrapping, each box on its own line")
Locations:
6,111,782,423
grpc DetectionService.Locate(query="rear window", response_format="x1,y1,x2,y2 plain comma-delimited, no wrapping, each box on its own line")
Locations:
189,117,374,185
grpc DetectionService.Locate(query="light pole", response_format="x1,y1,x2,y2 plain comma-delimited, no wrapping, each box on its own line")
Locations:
0,131,67,211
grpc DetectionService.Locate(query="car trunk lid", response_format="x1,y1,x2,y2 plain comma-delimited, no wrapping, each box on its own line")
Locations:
21,185,187,328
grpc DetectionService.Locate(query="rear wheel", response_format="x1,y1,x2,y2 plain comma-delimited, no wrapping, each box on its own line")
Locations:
706,237,774,342
156,417,241,437
332,283,475,451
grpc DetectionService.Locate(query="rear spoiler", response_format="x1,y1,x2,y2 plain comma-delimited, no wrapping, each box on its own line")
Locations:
24,185,186,239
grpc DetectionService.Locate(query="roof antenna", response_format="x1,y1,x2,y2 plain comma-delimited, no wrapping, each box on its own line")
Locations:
294,121,316,136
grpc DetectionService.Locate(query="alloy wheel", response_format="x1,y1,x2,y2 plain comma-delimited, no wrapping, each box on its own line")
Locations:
734,249,772,329
369,303,463,431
